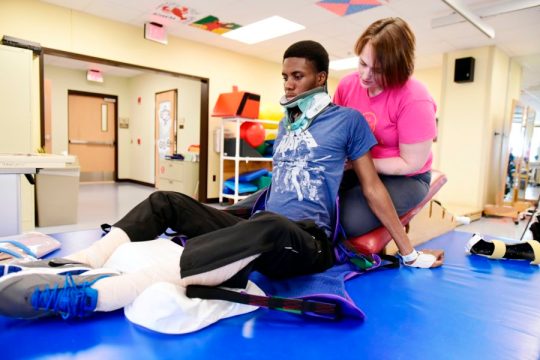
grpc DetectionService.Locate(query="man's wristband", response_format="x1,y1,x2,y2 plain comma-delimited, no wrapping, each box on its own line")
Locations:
399,249,419,263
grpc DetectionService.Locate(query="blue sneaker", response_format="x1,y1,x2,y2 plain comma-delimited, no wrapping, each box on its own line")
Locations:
0,258,92,278
0,269,117,319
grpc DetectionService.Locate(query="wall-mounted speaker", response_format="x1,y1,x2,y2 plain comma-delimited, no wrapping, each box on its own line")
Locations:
454,57,475,83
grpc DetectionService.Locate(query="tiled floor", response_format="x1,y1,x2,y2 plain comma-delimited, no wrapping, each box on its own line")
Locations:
36,182,157,235
36,182,536,241
456,214,533,241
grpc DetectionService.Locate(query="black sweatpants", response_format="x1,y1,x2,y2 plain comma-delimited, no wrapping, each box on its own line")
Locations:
113,191,334,287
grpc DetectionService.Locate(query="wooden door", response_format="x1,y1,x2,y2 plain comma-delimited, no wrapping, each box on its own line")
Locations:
68,93,116,182
155,89,177,187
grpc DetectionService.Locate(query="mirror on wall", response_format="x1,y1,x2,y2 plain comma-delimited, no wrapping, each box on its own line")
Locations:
525,106,539,200
503,100,538,203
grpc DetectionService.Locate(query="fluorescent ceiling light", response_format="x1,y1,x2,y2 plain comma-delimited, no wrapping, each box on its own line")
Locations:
223,16,305,44
441,0,495,38
433,0,540,28
330,57,358,71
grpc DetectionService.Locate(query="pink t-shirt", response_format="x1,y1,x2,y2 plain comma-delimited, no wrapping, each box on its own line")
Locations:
333,72,437,175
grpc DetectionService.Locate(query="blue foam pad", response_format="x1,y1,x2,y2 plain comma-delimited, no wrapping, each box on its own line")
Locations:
226,168,270,182
2,230,540,360
224,180,258,194
250,262,366,319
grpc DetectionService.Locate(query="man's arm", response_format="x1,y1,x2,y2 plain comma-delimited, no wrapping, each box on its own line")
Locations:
351,153,414,255
350,152,444,267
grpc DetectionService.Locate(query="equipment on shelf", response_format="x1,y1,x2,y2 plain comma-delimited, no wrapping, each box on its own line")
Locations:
219,117,274,204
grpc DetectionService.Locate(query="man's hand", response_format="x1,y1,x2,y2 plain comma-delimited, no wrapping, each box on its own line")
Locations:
403,249,444,268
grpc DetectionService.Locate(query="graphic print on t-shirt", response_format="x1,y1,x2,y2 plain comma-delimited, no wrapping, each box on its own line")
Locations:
273,129,327,202
362,111,377,132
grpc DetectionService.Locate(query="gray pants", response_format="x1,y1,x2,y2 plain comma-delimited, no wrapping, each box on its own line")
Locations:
339,170,431,237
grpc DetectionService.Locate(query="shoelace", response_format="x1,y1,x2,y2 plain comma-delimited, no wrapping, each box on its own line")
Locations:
30,273,102,319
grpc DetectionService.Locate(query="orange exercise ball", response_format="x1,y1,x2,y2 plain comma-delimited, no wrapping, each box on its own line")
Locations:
240,121,265,148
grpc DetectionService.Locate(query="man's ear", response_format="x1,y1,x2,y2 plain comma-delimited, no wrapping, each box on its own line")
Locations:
317,71,328,87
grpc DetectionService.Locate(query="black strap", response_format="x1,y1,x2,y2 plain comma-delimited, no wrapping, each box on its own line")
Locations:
186,285,340,320
378,254,401,269
24,173,35,185
237,93,261,115
100,223,112,234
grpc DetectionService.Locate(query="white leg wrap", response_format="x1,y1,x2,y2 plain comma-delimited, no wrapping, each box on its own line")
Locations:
179,254,260,287
67,228,130,268
95,239,183,312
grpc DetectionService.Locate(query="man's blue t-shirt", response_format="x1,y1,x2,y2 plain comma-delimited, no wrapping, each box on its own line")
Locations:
265,105,376,235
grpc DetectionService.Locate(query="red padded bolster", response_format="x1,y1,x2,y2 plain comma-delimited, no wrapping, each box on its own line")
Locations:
345,170,448,255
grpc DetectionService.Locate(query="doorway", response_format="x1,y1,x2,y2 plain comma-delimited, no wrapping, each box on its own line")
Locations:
68,91,117,182
41,48,209,201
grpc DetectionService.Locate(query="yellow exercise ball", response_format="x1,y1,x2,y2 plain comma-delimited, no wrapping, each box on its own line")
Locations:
265,129,277,140
258,102,283,129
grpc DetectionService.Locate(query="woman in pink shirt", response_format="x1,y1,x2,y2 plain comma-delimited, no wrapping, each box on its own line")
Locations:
334,17,443,268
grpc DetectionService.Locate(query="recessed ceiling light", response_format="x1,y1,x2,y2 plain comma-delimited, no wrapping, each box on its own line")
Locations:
330,57,358,71
223,16,305,44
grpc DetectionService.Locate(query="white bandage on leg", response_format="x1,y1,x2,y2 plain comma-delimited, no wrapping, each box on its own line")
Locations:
95,239,183,312
67,228,130,268
179,254,260,287
400,250,437,268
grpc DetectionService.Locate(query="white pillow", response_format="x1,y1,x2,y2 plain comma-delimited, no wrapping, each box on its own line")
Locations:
102,239,263,334
124,280,263,334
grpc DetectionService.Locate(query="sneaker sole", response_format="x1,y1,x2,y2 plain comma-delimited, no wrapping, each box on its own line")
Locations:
0,268,119,319
0,264,91,279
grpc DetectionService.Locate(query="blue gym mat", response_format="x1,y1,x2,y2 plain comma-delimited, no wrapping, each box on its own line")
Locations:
1,230,539,360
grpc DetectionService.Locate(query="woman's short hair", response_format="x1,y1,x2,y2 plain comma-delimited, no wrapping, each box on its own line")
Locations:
354,17,415,88
283,40,329,75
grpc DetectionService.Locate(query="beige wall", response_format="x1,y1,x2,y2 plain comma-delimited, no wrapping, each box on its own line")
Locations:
127,73,201,183
436,46,522,214
0,44,40,231
45,65,130,155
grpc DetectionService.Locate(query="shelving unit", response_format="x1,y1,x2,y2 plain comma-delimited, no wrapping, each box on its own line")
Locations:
219,117,274,204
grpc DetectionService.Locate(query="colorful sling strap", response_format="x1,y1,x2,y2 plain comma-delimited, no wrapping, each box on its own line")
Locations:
186,284,339,320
